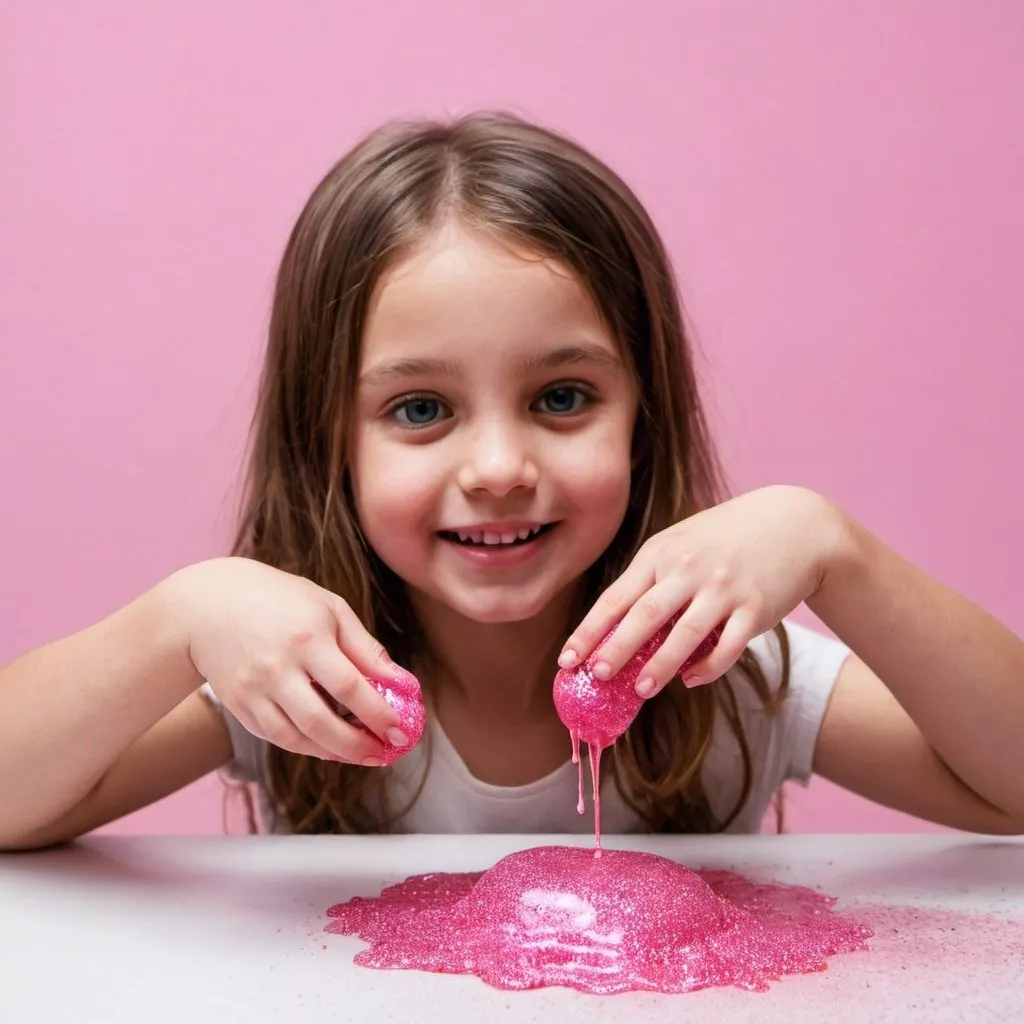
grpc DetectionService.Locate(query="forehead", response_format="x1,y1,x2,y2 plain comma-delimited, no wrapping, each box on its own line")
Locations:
359,222,618,371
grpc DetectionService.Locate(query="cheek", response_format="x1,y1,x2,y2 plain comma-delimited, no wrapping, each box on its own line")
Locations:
349,433,439,561
553,427,634,526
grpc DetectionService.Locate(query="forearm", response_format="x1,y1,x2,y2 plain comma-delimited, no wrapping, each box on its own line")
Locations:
0,576,202,843
807,507,1024,819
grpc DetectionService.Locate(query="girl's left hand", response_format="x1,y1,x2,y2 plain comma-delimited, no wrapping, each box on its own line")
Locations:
558,485,848,696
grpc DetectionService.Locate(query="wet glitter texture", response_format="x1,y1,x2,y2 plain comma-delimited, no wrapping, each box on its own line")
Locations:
367,666,426,765
325,845,872,994
553,613,723,751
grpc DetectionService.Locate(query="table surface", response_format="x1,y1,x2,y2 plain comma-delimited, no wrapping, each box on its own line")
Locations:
2,832,1023,1023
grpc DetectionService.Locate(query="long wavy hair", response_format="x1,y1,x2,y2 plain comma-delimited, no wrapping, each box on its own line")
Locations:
231,112,789,834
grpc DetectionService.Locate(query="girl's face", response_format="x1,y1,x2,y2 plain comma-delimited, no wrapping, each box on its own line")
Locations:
349,221,638,625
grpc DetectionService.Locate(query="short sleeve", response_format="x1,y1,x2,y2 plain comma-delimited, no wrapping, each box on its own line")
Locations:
772,621,851,784
197,682,266,784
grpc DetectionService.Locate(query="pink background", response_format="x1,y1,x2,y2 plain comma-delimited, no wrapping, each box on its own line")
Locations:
1,2,1021,836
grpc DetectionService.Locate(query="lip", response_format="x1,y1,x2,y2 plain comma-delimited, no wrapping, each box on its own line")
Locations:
437,522,557,567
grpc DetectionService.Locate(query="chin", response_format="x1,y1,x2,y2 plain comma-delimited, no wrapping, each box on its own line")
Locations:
439,584,567,626
451,598,548,625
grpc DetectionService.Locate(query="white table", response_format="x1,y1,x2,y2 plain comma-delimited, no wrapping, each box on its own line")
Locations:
2,833,1022,1022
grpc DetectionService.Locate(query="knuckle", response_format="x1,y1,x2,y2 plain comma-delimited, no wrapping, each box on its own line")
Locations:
675,548,696,571
637,595,664,623
331,674,360,703
251,652,284,681
710,564,733,590
263,721,293,747
674,618,705,643
286,626,317,650
234,673,259,697
293,708,325,737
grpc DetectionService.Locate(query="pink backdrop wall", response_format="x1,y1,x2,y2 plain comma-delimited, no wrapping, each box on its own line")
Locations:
1,2,1021,836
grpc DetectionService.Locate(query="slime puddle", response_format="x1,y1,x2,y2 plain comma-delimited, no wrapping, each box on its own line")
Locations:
325,845,873,994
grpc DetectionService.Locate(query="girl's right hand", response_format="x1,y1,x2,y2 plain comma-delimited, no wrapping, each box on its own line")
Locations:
166,557,409,766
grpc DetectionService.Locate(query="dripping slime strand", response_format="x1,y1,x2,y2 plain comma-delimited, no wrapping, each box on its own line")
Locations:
588,741,603,857
570,728,584,814
553,611,723,855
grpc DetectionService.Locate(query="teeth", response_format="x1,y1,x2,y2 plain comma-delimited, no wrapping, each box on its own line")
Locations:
448,525,545,545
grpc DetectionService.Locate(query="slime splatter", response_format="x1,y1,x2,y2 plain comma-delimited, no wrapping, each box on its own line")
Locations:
553,614,723,851
325,845,872,994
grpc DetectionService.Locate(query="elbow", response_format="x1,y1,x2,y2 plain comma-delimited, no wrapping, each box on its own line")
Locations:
0,824,67,852
970,806,1024,837
986,818,1024,838
0,813,84,853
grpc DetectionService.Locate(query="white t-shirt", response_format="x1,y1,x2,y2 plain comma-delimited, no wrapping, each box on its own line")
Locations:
204,620,850,835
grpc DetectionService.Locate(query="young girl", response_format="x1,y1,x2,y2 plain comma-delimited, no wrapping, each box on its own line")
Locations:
1,113,1022,849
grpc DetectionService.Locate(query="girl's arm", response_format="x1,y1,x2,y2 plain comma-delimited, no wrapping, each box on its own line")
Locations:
0,557,409,850
3,692,232,850
808,511,1024,831
561,485,1024,833
0,580,227,850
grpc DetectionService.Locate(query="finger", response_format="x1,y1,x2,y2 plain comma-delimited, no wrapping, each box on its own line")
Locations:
581,576,693,681
303,641,409,747
634,593,730,697
558,562,655,669
324,592,400,682
248,699,354,762
678,609,759,689
276,672,388,764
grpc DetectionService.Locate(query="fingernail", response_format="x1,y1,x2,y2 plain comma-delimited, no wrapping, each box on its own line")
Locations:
362,756,383,767
683,674,702,688
635,677,656,697
592,661,611,680
558,649,578,669
386,727,409,747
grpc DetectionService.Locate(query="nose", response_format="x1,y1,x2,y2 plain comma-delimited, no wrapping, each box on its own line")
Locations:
456,416,539,496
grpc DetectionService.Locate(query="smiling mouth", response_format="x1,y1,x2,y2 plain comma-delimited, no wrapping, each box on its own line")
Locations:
437,523,556,548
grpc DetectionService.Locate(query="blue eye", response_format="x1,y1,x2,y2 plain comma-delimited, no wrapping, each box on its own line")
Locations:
537,386,587,415
393,397,445,427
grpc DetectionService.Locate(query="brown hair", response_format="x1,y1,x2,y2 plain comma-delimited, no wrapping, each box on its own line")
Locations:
232,112,789,834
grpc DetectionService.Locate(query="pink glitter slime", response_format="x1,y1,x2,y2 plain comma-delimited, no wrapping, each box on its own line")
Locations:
325,845,873,995
364,666,426,766
552,613,723,854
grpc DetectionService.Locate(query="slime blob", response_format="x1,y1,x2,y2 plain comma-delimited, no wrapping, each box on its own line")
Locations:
366,666,426,765
326,845,872,994
552,614,723,851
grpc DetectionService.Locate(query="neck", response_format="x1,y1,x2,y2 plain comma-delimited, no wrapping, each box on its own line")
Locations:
408,587,581,717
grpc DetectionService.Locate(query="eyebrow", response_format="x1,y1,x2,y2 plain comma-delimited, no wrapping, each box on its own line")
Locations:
358,343,622,389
